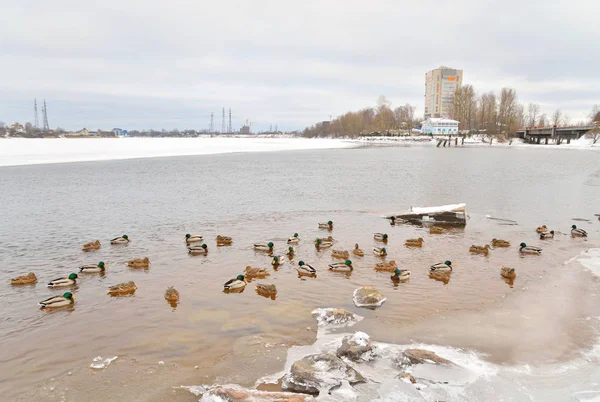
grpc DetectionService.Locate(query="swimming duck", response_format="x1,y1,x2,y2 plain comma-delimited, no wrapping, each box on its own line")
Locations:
429,226,447,234
164,286,180,303
331,249,349,259
491,239,511,247
390,216,403,226
469,245,490,255
185,234,204,244
224,275,246,290
519,242,542,254
328,260,353,272
571,225,587,237
127,257,150,268
430,261,453,272
39,292,75,308
244,266,270,279
286,246,296,257
297,261,317,275
374,260,397,271
188,243,208,254
82,240,101,251
373,247,387,257
287,233,300,244
540,230,555,239
353,243,364,257
79,261,106,273
111,235,130,244
374,233,389,242
271,255,285,267
47,273,78,287
405,237,424,247
536,225,548,234
254,242,274,252
500,267,516,280
10,272,37,285
108,281,137,295
315,238,333,249
255,283,277,298
216,235,233,246
318,221,334,230
391,268,411,281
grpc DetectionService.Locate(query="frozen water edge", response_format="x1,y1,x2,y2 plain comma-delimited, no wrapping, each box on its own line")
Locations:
0,137,357,167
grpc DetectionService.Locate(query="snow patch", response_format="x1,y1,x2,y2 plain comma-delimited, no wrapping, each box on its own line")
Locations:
89,356,118,369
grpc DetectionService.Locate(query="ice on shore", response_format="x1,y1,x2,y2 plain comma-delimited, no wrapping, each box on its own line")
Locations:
89,355,118,369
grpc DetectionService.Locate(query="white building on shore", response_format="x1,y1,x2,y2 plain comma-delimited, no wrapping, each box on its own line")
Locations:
421,118,459,135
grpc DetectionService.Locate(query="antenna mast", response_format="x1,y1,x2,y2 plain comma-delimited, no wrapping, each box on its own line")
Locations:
42,99,50,132
34,99,39,128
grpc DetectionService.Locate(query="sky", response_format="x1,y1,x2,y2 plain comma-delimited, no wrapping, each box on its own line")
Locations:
0,0,598,132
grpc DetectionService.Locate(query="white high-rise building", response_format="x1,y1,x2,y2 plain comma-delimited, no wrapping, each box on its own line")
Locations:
424,66,463,119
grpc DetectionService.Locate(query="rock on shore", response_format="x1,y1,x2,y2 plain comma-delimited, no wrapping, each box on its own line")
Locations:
353,286,386,307
336,331,375,362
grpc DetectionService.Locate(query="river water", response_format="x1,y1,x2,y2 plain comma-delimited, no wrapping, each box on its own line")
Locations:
0,144,599,401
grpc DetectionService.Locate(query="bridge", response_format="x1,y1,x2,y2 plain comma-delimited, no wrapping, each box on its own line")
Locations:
516,125,594,144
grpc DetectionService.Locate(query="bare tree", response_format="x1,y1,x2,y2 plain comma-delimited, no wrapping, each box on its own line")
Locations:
450,85,476,132
552,109,563,126
588,105,600,123
527,102,540,126
538,113,548,126
394,103,416,133
497,88,519,135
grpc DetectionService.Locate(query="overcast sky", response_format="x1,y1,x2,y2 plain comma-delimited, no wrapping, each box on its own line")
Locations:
1,0,598,131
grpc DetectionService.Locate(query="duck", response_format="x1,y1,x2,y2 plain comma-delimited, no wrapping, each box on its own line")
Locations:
271,255,285,267
297,261,317,275
79,261,106,273
111,235,130,244
10,272,37,285
373,247,387,257
82,240,101,251
469,245,490,256
47,273,78,287
286,246,296,257
405,237,424,247
255,284,277,298
536,225,548,234
353,243,364,257
331,249,349,259
430,261,453,272
164,286,180,303
571,225,587,237
216,235,233,246
185,234,204,244
188,243,208,254
540,230,555,239
315,238,333,249
127,257,150,268
491,238,511,247
108,281,137,295
287,233,300,244
391,268,411,281
374,260,397,271
39,292,75,308
318,221,334,230
429,226,447,234
254,242,274,252
328,260,353,272
244,266,270,279
224,275,247,290
519,242,542,254
390,216,404,226
374,233,389,242
500,267,516,280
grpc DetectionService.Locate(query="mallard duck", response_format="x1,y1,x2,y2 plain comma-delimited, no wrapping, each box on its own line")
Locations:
271,255,285,266
108,281,137,295
405,237,424,247
286,246,296,257
254,242,274,252
164,286,180,303
39,292,75,308
244,266,270,279
185,234,204,244
469,245,490,255
82,240,101,251
352,243,364,257
429,226,447,234
111,235,130,244
519,242,541,254
430,261,452,272
540,230,555,239
188,243,208,254
47,273,78,287
318,221,334,230
297,261,317,275
391,268,410,281
571,225,587,237
79,261,106,273
10,272,37,285
331,249,349,259
287,233,300,244
373,247,387,257
224,275,246,290
315,238,333,249
390,216,401,226
216,235,232,246
500,267,516,280
255,283,277,298
491,239,511,247
374,233,388,242
374,260,397,271
328,259,353,272
127,257,150,268
536,225,548,234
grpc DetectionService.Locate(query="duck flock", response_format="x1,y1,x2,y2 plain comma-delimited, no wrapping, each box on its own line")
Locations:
8,220,590,309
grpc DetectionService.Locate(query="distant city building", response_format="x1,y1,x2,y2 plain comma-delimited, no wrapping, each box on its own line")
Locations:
239,125,251,134
112,128,127,136
424,66,463,119
421,118,459,135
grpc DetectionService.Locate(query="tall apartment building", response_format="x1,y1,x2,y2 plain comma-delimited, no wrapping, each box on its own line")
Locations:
424,66,463,119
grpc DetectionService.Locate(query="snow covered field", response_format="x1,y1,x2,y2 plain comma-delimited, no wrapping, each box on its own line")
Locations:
0,137,356,167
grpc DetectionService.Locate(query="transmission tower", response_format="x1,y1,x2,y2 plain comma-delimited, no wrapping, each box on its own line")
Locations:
209,112,214,133
275,124,278,132
228,108,232,133
42,99,50,132
34,98,39,128
221,107,225,134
